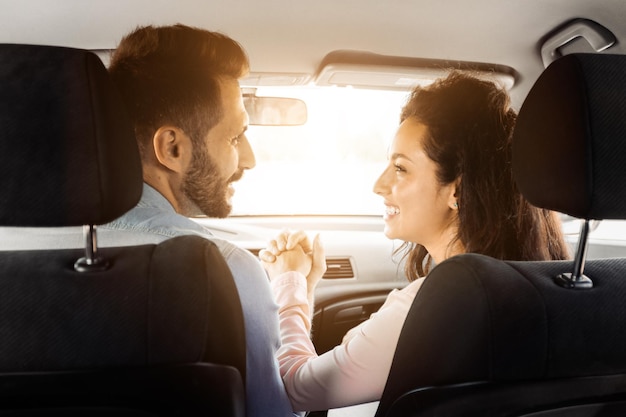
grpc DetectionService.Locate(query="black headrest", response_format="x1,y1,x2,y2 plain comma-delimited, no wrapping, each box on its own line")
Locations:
0,44,142,227
512,53,626,220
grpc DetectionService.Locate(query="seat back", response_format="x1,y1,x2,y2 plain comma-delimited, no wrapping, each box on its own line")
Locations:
0,44,246,416
376,53,626,417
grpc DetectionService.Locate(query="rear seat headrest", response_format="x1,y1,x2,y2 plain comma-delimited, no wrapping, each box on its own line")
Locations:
0,44,142,227
512,53,626,220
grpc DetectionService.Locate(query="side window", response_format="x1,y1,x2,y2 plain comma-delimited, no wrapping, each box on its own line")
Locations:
562,215,626,258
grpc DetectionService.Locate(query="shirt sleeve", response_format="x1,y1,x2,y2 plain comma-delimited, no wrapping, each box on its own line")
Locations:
271,272,424,411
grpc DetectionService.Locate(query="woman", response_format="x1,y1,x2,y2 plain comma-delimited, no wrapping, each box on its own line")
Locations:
260,72,570,412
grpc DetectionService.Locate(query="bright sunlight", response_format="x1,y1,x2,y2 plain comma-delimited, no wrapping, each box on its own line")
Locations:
231,86,408,216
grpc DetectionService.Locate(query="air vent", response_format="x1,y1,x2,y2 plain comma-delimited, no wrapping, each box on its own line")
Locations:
323,257,354,279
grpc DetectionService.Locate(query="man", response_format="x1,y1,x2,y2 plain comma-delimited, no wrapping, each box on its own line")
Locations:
103,24,294,417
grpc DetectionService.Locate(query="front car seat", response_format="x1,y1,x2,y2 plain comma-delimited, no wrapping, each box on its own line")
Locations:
0,43,246,416
375,53,626,417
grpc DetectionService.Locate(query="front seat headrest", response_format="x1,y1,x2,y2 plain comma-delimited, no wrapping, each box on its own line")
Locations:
0,44,142,227
512,53,626,220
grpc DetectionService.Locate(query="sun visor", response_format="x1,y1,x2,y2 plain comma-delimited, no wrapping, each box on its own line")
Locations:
314,50,517,91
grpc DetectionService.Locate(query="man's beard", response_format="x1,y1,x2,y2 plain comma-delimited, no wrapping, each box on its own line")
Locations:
181,145,242,218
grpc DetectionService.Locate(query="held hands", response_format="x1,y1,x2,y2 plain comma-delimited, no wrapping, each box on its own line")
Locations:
260,230,327,291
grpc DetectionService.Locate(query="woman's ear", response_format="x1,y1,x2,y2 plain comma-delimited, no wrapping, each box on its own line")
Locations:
152,126,192,174
448,177,462,210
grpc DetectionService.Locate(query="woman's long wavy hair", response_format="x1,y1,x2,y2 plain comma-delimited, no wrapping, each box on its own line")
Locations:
397,72,570,281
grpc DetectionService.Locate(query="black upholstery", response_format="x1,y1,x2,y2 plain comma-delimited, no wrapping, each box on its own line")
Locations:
376,53,626,417
0,44,142,227
0,44,246,415
386,375,626,416
512,53,626,220
377,256,626,416
0,364,244,416
0,238,246,375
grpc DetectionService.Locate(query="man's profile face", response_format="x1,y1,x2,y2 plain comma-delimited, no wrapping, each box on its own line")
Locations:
182,78,255,218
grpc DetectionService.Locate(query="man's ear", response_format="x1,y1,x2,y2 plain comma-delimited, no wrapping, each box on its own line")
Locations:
152,126,192,174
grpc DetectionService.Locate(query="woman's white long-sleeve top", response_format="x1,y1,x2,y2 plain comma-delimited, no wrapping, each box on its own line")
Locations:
271,272,425,412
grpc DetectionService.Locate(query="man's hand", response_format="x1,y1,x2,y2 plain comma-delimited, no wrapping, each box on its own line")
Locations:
260,230,327,291
261,242,312,279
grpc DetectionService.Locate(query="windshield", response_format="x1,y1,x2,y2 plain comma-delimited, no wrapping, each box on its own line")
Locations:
231,86,409,216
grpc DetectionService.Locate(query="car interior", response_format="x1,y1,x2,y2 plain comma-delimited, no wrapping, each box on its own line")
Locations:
1,0,626,415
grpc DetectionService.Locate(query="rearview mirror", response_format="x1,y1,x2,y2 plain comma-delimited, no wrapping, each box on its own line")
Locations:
243,95,307,126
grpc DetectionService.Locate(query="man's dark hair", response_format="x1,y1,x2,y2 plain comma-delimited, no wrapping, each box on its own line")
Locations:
108,24,249,157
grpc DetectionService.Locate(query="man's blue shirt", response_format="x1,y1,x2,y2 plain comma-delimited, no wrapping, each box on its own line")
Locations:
103,183,294,417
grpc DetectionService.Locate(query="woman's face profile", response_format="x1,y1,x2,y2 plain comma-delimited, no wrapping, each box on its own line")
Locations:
373,118,457,261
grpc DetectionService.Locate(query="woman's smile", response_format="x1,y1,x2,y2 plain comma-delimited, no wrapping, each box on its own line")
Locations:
383,202,400,220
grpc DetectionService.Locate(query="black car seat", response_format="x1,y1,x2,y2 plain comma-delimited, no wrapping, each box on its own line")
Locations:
375,53,626,417
0,43,246,416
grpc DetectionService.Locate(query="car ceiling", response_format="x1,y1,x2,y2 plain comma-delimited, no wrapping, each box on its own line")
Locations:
1,0,625,108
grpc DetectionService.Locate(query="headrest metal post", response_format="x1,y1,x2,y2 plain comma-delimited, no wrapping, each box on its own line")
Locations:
572,220,590,279
74,225,110,273
554,219,593,289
